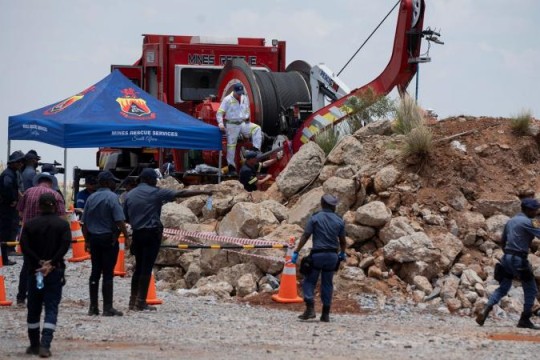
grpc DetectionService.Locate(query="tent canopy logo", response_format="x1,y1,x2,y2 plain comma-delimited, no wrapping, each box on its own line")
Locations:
116,88,155,120
44,86,95,115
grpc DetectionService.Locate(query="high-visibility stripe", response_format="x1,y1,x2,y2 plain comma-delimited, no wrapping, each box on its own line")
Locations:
119,243,125,251
43,322,56,330
248,177,258,185
27,323,40,329
283,266,296,275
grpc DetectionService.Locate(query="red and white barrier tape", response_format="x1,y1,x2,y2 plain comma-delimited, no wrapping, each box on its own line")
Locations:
163,228,285,247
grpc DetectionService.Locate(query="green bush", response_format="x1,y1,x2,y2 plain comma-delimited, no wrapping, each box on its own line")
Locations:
393,94,424,135
510,110,533,136
314,127,340,156
344,88,395,134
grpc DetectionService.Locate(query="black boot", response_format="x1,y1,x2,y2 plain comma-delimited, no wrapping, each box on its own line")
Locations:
320,305,331,322
88,281,99,316
517,311,540,330
228,164,237,176
298,301,316,320
129,276,139,311
475,304,493,326
135,275,156,311
102,280,123,316
26,328,40,355
39,328,54,358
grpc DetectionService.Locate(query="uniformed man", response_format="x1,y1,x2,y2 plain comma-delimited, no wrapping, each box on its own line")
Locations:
238,151,279,192
476,198,540,329
216,83,250,176
0,150,25,266
81,171,129,316
123,168,212,311
292,194,347,322
21,150,40,191
20,192,71,358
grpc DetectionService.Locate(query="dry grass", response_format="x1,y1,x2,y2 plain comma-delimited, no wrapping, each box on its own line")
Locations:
402,125,433,158
510,109,533,136
314,127,340,156
393,94,424,135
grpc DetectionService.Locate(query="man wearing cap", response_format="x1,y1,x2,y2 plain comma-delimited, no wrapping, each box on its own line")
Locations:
0,150,26,265
476,197,540,329
40,164,63,200
20,192,71,358
75,175,97,210
123,168,212,311
16,173,66,306
81,171,129,316
239,151,280,192
216,83,250,176
292,194,347,322
21,150,41,191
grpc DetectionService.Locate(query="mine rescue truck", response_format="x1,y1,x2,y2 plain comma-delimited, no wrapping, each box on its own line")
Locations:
73,0,442,196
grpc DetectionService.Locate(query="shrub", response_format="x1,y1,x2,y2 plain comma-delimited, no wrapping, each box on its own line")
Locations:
510,110,533,136
401,125,433,158
393,94,424,135
314,127,340,156
344,88,396,134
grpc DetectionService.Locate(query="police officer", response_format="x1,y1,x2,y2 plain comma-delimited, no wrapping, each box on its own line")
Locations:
291,194,347,322
21,150,40,191
216,83,250,176
123,168,212,311
81,171,129,316
0,150,25,265
476,198,540,329
20,192,71,357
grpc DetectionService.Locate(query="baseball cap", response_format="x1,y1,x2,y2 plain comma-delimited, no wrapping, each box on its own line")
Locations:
38,193,57,207
521,198,540,210
97,170,120,182
233,83,245,95
32,173,55,187
321,194,338,207
245,150,258,160
139,168,159,179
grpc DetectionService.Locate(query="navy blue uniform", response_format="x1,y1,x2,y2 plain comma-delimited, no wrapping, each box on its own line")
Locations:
0,167,21,264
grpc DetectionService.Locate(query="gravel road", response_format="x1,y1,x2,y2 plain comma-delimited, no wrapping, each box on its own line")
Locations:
1,256,539,359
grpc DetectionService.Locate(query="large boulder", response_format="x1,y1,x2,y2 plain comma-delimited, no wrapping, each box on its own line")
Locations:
474,197,521,217
276,141,325,198
379,216,416,244
199,249,243,276
161,202,198,228
373,165,400,193
288,187,325,228
218,202,279,239
326,135,364,166
485,214,510,243
431,232,463,271
355,201,392,228
259,200,289,223
383,232,440,264
216,263,263,294
193,276,233,298
353,120,393,137
322,176,357,215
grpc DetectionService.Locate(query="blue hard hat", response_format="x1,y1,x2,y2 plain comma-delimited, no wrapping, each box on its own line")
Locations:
521,198,540,210
233,83,245,94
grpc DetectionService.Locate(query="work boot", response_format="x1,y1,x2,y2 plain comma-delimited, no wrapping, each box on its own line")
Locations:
26,346,39,355
517,311,540,330
475,304,493,326
102,280,123,316
320,305,331,322
88,281,99,316
134,275,156,311
228,164,237,177
38,346,51,358
27,328,40,354
298,301,316,320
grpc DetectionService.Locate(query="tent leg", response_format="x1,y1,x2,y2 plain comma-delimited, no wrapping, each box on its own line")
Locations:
218,150,222,184
63,148,67,206
7,140,11,162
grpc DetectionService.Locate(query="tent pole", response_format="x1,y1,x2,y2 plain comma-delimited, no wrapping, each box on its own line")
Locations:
7,140,11,161
63,148,67,206
218,150,222,184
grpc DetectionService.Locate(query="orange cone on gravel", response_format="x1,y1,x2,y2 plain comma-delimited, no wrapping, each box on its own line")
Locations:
68,210,90,263
272,237,303,304
146,272,163,305
114,234,127,277
0,247,13,306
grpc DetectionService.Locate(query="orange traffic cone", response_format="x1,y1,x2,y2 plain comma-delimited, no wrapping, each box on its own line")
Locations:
272,237,303,303
146,272,163,305
114,234,127,277
68,211,90,263
15,221,23,254
0,247,13,306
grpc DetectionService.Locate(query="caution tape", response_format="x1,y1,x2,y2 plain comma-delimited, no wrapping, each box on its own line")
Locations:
163,228,287,247
162,243,287,249
162,233,285,263
1,239,85,246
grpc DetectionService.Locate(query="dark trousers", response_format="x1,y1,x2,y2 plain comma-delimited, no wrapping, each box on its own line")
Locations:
0,205,18,263
17,256,29,302
302,252,339,306
88,233,119,285
488,254,538,313
131,228,162,304
27,269,64,349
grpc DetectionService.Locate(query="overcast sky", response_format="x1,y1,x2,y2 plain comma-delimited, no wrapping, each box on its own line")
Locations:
1,0,539,181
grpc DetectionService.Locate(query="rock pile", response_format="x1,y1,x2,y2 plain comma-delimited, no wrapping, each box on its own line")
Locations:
145,117,540,318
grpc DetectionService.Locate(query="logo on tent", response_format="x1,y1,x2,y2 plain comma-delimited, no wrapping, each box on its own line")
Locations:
116,88,155,120
44,86,94,115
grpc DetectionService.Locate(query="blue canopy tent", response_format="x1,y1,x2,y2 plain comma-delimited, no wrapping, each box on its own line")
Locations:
8,70,223,192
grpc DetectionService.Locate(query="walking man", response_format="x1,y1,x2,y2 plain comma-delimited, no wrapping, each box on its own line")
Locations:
0,150,26,266
81,171,129,316
291,194,347,322
476,198,540,329
123,168,211,311
16,173,65,306
20,193,71,358
216,83,250,176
